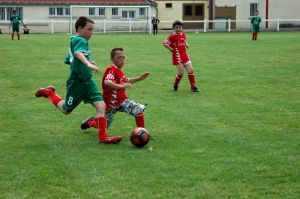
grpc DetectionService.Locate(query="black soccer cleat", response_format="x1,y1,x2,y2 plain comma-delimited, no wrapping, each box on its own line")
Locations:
173,85,178,91
191,87,200,93
80,115,94,130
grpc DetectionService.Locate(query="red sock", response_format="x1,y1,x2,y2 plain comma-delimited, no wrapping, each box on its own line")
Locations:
95,117,108,141
12,34,14,40
87,119,97,128
174,74,183,86
135,113,145,128
48,93,63,106
188,73,196,88
255,32,258,39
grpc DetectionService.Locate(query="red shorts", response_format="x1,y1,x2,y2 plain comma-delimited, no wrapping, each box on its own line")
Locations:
172,50,191,65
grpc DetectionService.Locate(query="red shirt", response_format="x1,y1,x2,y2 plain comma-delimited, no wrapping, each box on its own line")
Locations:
102,65,128,110
163,32,190,65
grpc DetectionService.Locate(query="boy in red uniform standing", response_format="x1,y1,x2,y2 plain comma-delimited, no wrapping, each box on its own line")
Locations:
35,16,121,144
163,20,199,92
81,48,149,132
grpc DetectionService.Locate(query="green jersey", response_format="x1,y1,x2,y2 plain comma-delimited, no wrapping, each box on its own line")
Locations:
251,16,261,27
10,15,22,29
66,36,94,80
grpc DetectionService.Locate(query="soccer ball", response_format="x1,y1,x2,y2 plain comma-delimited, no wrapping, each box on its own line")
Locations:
130,127,150,148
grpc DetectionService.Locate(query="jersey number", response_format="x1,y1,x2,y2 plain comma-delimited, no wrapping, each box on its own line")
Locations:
67,97,73,105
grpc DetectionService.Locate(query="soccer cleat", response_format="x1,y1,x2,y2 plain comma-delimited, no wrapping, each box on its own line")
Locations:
35,85,56,97
173,85,178,91
80,115,94,130
191,87,200,93
99,136,122,144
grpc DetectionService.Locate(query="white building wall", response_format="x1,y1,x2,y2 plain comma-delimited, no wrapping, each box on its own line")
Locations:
215,0,300,29
216,0,300,20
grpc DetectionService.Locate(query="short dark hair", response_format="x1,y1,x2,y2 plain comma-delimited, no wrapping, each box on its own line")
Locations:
173,20,183,28
75,16,94,32
111,48,124,60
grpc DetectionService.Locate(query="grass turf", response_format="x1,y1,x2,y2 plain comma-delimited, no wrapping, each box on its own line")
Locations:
0,32,299,198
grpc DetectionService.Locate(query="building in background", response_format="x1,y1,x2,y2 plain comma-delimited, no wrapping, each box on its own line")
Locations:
0,0,157,33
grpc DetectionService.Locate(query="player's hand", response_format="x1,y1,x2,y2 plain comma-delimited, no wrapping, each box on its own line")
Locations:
186,43,190,49
140,72,150,80
123,83,132,89
87,63,100,73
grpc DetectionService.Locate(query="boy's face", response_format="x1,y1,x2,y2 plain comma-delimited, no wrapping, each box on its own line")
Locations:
112,50,126,68
174,25,183,34
78,22,94,40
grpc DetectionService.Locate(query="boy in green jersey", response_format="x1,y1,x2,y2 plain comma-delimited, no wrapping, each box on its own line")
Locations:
9,9,24,40
35,16,122,144
251,11,262,40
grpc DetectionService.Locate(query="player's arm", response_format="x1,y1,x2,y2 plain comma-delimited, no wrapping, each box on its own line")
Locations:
20,17,25,27
75,51,99,72
127,72,150,83
163,40,174,52
104,80,132,90
186,42,190,49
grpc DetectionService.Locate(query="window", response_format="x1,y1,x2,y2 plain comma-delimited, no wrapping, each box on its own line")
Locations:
57,8,63,16
0,7,23,21
49,7,55,16
250,3,259,16
184,5,192,16
0,7,5,20
89,8,95,16
99,8,105,16
122,10,135,19
139,8,145,16
195,5,203,16
166,3,172,8
49,7,69,16
112,8,118,16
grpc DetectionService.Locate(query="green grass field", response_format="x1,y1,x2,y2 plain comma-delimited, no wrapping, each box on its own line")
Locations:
0,31,299,198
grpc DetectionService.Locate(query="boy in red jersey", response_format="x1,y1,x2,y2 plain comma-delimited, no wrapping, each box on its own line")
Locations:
81,48,150,132
163,20,199,92
35,16,121,144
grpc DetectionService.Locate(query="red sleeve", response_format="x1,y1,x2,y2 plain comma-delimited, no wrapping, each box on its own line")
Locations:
163,33,174,45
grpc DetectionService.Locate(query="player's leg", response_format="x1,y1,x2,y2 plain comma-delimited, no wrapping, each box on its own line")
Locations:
35,85,66,110
185,62,199,92
80,109,117,130
92,101,122,144
16,26,20,40
255,29,259,40
11,29,15,40
173,64,185,91
120,99,146,128
85,80,121,144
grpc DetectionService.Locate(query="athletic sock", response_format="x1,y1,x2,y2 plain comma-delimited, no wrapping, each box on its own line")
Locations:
48,92,63,106
95,117,108,141
188,72,196,88
87,119,97,128
135,113,145,128
174,74,183,87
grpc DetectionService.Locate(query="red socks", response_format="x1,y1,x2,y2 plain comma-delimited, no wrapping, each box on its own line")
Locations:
188,73,196,88
135,113,145,128
48,93,63,106
174,74,183,86
94,117,108,141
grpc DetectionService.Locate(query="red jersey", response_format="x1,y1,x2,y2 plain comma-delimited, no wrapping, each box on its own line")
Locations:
102,65,128,110
163,32,191,65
